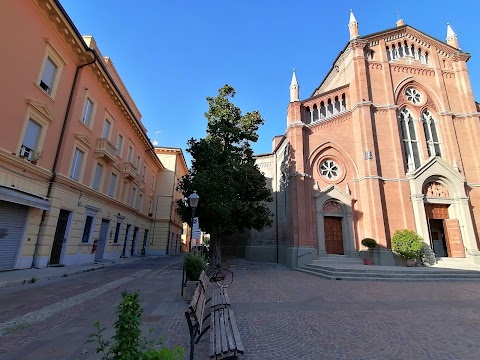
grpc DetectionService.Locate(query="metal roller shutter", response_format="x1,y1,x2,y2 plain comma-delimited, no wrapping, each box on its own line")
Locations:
0,200,28,270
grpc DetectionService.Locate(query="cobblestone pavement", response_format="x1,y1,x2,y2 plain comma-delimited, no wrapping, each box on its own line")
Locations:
1,257,480,359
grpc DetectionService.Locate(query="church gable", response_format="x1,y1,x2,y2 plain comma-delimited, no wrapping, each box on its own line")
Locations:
311,24,467,100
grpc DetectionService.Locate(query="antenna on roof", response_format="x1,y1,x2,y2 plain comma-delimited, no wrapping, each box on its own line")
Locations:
152,131,161,146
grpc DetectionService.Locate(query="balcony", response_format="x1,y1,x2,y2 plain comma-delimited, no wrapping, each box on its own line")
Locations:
122,162,138,180
95,138,117,163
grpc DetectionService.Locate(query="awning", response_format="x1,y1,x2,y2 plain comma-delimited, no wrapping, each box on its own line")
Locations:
0,186,50,210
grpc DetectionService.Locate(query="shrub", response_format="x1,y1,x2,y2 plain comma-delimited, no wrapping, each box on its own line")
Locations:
87,291,184,360
391,229,424,260
184,252,207,281
361,238,377,249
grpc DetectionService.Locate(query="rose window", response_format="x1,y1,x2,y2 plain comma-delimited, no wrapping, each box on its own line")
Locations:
405,88,421,105
320,159,339,180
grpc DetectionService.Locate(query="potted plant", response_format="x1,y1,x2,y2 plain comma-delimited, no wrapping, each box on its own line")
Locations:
183,252,207,301
361,238,377,265
391,229,424,267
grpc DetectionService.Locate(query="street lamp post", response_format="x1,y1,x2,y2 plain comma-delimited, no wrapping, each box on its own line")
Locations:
181,191,200,296
187,191,199,251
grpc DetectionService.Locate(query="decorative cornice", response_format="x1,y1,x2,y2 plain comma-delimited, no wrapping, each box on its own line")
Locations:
308,112,352,131
35,0,92,63
26,99,54,122
442,71,455,79
368,62,382,70
74,134,93,149
390,64,435,76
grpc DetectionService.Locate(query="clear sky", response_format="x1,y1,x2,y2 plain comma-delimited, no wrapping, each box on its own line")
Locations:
60,0,480,164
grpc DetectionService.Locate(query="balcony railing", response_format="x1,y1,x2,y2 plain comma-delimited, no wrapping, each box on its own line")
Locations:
96,138,117,163
122,162,138,180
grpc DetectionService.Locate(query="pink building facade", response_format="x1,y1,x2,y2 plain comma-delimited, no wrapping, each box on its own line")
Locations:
229,14,480,269
0,0,168,269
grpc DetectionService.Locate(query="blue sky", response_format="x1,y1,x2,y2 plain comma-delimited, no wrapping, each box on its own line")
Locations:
60,0,480,164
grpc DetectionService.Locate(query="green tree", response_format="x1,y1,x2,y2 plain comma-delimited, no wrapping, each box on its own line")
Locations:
177,85,273,252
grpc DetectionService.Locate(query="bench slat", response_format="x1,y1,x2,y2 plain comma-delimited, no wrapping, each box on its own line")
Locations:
224,310,235,353
215,310,222,357
228,309,244,354
219,309,229,354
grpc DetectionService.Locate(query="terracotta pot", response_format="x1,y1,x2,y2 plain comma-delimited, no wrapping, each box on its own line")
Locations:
405,259,416,267
363,259,374,265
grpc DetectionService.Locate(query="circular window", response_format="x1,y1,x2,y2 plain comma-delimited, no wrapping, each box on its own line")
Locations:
320,159,340,180
405,88,422,105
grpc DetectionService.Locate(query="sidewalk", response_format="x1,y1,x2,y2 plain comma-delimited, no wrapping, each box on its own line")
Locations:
0,256,157,289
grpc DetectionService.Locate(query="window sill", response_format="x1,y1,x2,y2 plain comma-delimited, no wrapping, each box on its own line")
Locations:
33,83,56,102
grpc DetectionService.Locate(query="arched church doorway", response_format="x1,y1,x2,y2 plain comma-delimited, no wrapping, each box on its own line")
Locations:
323,201,344,255
424,182,465,258
425,203,449,257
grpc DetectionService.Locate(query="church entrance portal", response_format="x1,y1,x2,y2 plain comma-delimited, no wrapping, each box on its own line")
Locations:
324,216,344,255
425,203,465,258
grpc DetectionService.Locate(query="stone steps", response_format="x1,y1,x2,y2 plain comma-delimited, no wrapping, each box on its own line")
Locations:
297,263,480,282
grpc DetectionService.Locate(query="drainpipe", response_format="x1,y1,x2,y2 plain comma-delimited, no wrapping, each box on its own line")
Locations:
32,52,96,268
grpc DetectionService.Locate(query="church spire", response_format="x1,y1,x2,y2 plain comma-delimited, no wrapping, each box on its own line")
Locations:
446,23,459,49
348,10,359,40
289,69,299,102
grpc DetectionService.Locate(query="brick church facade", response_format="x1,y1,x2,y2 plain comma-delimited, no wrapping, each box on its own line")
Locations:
226,12,480,268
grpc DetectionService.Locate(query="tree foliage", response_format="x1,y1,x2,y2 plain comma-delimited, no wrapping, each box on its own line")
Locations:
176,85,273,239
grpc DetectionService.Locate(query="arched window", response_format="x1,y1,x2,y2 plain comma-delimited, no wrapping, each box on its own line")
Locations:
422,109,441,157
424,52,429,65
304,106,311,124
404,41,410,56
341,94,346,111
334,96,340,114
399,107,420,170
327,99,333,116
320,101,326,119
386,46,391,61
312,104,319,122
397,42,404,58
392,44,397,59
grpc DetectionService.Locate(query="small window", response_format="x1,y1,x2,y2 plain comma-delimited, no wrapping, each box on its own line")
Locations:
136,155,141,171
116,134,124,156
142,165,147,182
130,187,137,208
151,175,155,190
82,215,94,243
20,119,42,161
82,98,94,126
113,222,121,244
108,173,118,197
102,119,112,139
39,57,57,95
92,163,104,191
127,145,133,163
70,148,85,181
138,193,143,211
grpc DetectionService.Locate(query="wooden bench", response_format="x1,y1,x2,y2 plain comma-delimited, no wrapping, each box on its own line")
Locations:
200,270,231,311
210,307,244,359
185,277,243,359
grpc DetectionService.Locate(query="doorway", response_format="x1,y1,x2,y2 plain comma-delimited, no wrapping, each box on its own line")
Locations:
324,216,344,255
122,224,131,257
95,219,110,262
429,219,447,257
50,210,70,265
131,226,139,256
141,229,149,256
